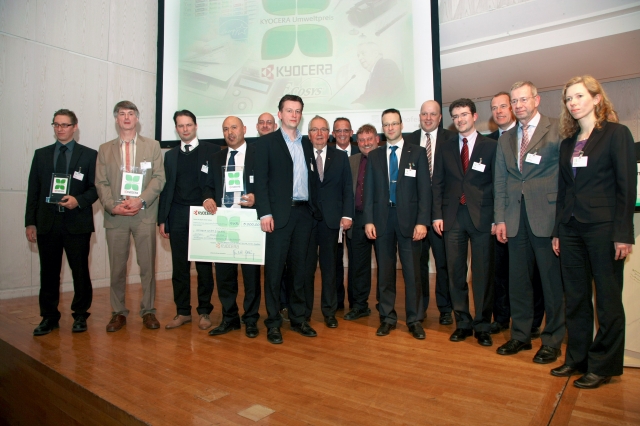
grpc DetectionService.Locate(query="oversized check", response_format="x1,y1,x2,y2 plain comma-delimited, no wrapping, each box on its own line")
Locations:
187,207,265,265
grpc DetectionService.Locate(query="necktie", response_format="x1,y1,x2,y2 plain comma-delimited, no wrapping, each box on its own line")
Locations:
519,124,530,171
389,146,398,204
355,155,367,211
224,150,238,207
124,141,131,171
460,138,468,205
425,132,433,177
184,144,191,153
316,149,324,182
56,145,68,174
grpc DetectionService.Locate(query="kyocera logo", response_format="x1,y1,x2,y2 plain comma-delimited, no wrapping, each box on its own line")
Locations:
262,65,275,80
194,210,213,215
261,64,333,81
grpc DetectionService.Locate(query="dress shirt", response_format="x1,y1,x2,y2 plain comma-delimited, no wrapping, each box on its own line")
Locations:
420,128,438,160
120,133,138,171
336,144,351,156
458,132,478,157
180,138,199,152
386,139,404,178
282,128,308,201
53,140,76,174
498,121,516,137
221,142,247,209
517,112,541,171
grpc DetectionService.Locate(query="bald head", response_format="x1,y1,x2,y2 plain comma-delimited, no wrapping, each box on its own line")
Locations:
223,116,246,149
257,112,277,136
419,100,442,133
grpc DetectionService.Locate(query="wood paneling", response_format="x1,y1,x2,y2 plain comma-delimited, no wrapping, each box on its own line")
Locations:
107,0,158,74
0,0,37,40
0,192,32,297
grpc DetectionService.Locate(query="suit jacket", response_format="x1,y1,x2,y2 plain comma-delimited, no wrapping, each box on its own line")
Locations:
315,145,354,229
25,142,98,234
95,135,166,228
407,128,457,178
254,130,320,228
487,129,500,141
329,142,361,156
347,153,364,239
157,142,220,226
363,143,430,238
554,121,636,243
202,143,256,208
494,114,561,238
432,132,496,232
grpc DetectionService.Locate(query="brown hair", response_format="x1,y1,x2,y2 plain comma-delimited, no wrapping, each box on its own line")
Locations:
113,100,139,117
559,75,614,139
53,109,78,125
356,124,378,136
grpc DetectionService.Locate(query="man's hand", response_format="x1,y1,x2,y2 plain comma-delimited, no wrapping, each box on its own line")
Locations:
239,193,255,207
413,224,427,241
112,203,138,216
615,242,632,260
26,225,37,243
552,237,560,256
495,223,508,243
432,220,444,236
203,198,217,214
58,195,79,209
340,218,352,231
159,223,169,239
365,224,376,240
260,216,274,233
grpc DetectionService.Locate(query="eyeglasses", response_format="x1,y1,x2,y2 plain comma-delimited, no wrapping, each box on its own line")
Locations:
51,123,74,129
510,97,531,105
381,122,401,128
309,128,329,133
216,215,240,243
333,129,352,134
451,112,471,121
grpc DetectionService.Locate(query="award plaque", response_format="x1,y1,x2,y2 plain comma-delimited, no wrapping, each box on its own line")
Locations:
46,173,71,204
221,165,245,207
118,166,144,203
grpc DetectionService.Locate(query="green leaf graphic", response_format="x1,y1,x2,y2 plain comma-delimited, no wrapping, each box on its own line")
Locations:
228,231,240,243
217,216,229,227
229,217,240,228
216,231,227,243
126,175,133,181
132,175,141,182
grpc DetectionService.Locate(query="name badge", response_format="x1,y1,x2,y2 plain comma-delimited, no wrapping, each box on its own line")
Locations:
73,171,84,181
250,175,254,183
140,161,152,170
404,168,416,177
310,164,314,172
525,153,541,164
472,162,486,172
572,156,588,168
201,165,209,173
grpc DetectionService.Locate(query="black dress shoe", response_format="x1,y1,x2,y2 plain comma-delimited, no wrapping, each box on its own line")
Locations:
533,345,561,364
324,316,338,328
439,312,453,325
291,321,317,337
376,323,396,336
267,327,283,344
573,373,612,389
72,316,88,333
344,307,371,321
551,364,583,377
408,323,426,340
474,331,493,346
530,326,541,339
449,328,473,342
33,319,59,336
245,323,259,338
497,339,533,355
208,320,241,336
489,321,509,334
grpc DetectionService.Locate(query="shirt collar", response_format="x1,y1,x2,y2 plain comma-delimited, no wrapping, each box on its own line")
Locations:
228,141,247,154
499,121,516,136
520,112,541,130
387,138,404,151
281,128,302,144
181,138,199,152
120,133,138,144
56,140,76,152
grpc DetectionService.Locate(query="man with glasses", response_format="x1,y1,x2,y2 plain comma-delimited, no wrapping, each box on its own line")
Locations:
302,116,353,328
256,112,278,136
96,101,166,332
431,98,497,347
254,94,321,344
364,109,430,339
494,82,565,364
158,110,219,331
26,109,99,335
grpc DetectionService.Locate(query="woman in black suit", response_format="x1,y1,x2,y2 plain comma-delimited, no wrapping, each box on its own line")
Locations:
551,75,636,388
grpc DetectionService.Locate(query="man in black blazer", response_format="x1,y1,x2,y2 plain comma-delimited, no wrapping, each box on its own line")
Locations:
254,94,321,344
303,116,353,328
203,116,261,339
158,110,219,331
407,100,454,326
364,109,430,339
25,109,99,335
432,98,496,347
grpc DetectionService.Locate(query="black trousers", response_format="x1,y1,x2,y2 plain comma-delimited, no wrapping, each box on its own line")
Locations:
348,211,374,311
559,218,625,376
263,205,313,328
37,213,93,321
419,225,451,317
168,204,214,316
304,219,340,318
336,237,354,309
215,262,261,324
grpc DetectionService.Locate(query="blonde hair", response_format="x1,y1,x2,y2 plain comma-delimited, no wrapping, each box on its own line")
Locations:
559,75,615,139
510,81,538,97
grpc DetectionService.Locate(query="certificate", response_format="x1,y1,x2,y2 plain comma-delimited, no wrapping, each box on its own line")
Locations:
187,207,265,265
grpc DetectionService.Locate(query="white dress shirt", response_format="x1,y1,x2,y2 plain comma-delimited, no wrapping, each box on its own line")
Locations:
222,142,247,209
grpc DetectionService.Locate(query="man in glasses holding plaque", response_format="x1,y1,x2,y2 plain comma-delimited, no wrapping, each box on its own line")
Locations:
25,109,99,335
95,101,166,332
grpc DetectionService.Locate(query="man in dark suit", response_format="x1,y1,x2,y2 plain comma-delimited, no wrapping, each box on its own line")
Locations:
203,116,261,338
432,98,496,347
254,94,321,344
303,116,353,328
364,109,430,339
406,100,454,326
158,110,219,331
353,42,405,108
25,109,99,335
494,81,565,364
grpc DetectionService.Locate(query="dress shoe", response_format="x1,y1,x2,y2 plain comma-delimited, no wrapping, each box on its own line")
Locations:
279,308,290,322
165,314,192,329
531,326,541,339
291,321,317,337
245,323,259,338
573,373,612,389
142,313,160,329
408,323,426,340
376,323,396,336
198,314,212,330
33,319,59,336
474,331,493,346
439,312,453,325
449,328,473,342
551,364,583,377
209,320,241,336
106,314,126,332
324,316,338,328
72,316,88,333
533,345,561,364
267,327,282,344
497,339,532,355
489,321,509,334
344,307,371,321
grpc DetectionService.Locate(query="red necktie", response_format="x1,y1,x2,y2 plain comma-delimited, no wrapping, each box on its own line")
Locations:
460,138,468,205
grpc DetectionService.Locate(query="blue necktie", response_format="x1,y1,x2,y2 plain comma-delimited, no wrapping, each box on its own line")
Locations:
224,150,238,207
389,146,398,204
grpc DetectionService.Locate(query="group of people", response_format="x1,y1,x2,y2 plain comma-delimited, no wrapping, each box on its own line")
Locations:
25,75,635,390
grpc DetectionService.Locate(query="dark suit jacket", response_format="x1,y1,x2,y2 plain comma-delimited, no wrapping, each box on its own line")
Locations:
406,128,457,176
158,142,220,227
315,145,354,229
554,121,636,243
329,142,360,156
487,129,500,141
432,132,496,232
363,143,430,238
25,142,98,234
202,144,256,208
254,130,320,228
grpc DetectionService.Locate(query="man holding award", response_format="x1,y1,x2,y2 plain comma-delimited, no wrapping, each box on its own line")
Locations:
95,101,166,332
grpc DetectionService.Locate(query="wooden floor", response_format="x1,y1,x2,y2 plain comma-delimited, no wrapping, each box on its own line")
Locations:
1,271,639,426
